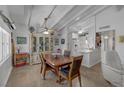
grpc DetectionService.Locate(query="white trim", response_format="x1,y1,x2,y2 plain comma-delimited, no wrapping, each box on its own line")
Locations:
4,66,12,86
0,56,10,66
83,59,101,68
89,59,101,67
0,65,12,87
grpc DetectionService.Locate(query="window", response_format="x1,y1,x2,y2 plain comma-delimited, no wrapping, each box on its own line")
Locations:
0,27,11,64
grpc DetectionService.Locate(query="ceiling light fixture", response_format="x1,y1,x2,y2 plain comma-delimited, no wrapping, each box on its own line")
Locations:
75,17,80,21
43,31,49,34
78,31,82,34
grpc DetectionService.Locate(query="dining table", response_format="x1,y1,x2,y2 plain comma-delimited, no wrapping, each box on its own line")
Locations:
43,53,73,82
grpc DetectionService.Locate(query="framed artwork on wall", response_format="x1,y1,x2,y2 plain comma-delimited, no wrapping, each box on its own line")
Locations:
95,32,101,48
118,35,124,43
61,39,65,44
17,37,27,44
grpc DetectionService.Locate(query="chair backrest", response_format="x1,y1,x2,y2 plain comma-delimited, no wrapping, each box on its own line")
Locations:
69,55,83,77
64,50,71,57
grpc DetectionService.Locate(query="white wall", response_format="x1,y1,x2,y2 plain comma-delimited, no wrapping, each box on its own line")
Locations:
13,24,30,53
0,5,12,86
59,28,68,54
96,6,124,64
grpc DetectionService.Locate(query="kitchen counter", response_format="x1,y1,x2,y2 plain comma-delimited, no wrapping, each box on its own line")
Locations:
80,48,101,68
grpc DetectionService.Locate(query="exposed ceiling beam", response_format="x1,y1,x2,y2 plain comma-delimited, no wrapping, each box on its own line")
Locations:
69,5,111,28
53,5,110,31
49,5,75,29
52,5,90,31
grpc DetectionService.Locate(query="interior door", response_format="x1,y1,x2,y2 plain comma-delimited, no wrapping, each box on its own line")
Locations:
101,30,115,64
101,30,115,52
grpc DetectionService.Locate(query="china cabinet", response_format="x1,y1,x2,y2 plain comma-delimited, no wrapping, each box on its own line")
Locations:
31,33,53,64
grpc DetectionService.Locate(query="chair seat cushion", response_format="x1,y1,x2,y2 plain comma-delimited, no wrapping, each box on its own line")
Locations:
60,67,69,76
62,66,70,71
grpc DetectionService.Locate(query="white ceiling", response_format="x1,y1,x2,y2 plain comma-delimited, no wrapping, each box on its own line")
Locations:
31,5,74,28
7,5,75,30
7,5,25,24
7,5,108,32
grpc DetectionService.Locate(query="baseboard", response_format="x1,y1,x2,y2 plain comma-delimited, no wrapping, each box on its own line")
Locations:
85,60,101,68
1,66,13,87
90,60,101,67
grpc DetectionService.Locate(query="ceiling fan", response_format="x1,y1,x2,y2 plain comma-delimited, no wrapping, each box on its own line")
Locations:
28,6,36,33
40,5,57,34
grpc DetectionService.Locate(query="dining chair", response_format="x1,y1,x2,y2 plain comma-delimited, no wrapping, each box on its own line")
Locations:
39,52,55,80
62,50,71,69
59,55,83,87
64,50,71,57
39,53,43,73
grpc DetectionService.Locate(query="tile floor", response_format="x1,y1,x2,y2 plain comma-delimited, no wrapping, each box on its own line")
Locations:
6,63,113,87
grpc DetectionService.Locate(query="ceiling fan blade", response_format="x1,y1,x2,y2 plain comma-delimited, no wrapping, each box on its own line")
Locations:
40,27,48,31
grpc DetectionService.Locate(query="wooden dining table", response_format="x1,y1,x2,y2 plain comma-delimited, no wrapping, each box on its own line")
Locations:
44,53,73,82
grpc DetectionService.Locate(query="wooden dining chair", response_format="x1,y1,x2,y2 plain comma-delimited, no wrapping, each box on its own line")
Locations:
62,50,71,69
39,52,55,80
59,55,83,87
64,50,71,57
39,53,43,74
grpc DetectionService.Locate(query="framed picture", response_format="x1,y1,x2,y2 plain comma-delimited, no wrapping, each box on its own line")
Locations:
95,32,101,48
61,39,65,44
118,35,124,43
55,38,59,46
17,37,27,44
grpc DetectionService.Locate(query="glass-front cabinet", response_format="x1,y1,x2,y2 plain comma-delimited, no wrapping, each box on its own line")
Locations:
31,33,53,64
32,35,51,53
50,37,53,51
39,37,44,52
32,37,37,52
44,37,49,51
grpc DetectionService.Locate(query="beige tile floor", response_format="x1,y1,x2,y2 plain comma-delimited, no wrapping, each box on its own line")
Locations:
6,63,113,87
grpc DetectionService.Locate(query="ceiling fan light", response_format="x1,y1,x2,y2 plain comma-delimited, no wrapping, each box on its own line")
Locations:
43,31,49,34
78,31,82,34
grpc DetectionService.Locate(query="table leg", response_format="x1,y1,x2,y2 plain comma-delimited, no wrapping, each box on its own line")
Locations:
55,67,60,83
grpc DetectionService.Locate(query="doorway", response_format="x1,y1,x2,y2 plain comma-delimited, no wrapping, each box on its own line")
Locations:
101,30,115,52
101,30,116,64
